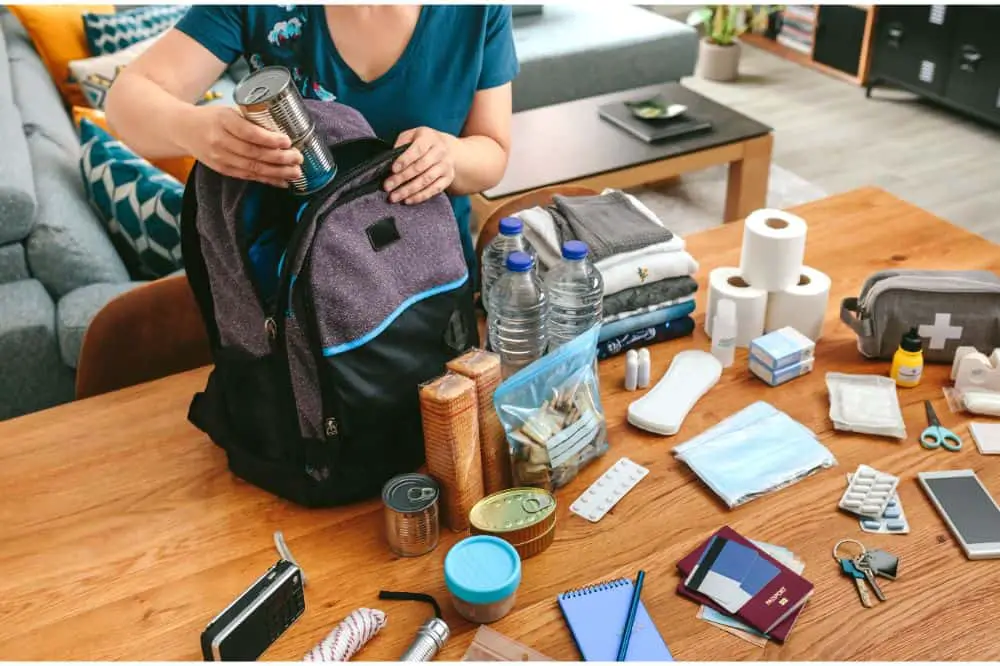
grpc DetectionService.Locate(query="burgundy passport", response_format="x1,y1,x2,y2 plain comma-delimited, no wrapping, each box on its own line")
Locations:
676,526,813,642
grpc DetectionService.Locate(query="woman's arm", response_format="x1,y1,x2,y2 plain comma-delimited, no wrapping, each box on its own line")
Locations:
105,27,301,186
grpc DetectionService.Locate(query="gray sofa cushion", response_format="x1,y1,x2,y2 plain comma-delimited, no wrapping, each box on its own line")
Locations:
0,242,29,284
512,5,543,18
24,133,130,298
57,281,145,368
0,279,75,420
0,24,36,245
2,10,80,156
511,5,698,112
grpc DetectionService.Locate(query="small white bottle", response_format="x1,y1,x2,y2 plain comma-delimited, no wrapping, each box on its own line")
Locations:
637,348,651,388
624,350,639,391
711,299,737,368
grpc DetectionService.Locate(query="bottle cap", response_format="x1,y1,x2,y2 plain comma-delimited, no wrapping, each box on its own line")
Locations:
561,240,589,260
498,217,522,236
506,251,534,273
901,327,923,352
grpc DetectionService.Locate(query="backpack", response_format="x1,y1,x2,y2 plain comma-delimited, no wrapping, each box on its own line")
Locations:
180,100,478,507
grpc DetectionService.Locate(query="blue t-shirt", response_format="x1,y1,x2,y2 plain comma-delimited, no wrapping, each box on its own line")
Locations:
175,4,519,276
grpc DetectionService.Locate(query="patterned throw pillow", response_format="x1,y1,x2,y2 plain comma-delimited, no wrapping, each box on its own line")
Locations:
83,5,190,56
68,35,159,109
78,119,184,279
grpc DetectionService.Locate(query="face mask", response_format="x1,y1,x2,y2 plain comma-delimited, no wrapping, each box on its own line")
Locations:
673,401,837,509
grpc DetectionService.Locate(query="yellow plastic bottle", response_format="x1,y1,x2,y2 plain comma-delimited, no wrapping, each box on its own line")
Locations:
890,327,924,388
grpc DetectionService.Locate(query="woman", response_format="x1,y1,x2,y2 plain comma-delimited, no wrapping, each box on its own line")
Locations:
105,4,518,279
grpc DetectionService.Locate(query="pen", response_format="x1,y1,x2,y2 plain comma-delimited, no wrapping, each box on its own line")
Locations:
616,570,646,662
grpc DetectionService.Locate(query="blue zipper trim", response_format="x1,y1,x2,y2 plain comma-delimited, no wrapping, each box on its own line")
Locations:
322,273,468,357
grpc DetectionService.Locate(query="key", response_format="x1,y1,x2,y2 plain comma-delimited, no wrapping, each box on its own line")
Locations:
839,558,873,608
864,548,900,580
855,555,887,602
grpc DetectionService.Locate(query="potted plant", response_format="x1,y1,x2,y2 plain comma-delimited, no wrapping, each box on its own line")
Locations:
687,5,782,82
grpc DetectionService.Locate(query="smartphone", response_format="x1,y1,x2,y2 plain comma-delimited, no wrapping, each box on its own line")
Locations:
917,470,1000,560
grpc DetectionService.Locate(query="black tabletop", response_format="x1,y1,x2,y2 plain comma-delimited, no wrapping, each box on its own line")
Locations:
485,83,773,200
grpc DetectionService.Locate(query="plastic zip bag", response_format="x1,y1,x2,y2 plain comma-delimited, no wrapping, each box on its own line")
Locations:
943,385,1000,417
461,626,551,661
493,325,607,492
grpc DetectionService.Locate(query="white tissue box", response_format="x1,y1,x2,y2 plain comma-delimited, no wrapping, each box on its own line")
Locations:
749,327,815,371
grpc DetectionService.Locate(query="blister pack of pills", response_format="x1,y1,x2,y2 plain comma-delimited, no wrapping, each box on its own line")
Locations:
569,457,649,523
846,473,910,534
837,464,900,518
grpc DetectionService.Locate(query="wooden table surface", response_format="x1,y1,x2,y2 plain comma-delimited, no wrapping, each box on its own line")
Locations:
3,187,1000,661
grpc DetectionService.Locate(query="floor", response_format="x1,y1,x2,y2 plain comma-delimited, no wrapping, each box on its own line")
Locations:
666,42,1000,241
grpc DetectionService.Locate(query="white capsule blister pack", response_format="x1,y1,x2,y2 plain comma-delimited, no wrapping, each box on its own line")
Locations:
846,473,911,534
570,457,649,523
837,464,900,518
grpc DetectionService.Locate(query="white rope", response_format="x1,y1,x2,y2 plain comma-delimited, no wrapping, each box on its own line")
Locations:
303,608,387,662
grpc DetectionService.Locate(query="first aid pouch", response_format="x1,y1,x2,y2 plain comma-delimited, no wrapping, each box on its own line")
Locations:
840,269,1000,363
494,325,608,492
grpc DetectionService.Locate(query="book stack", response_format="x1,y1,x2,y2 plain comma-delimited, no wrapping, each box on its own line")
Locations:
676,526,814,646
777,5,816,54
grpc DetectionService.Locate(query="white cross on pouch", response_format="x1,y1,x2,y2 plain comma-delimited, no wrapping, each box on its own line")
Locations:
918,313,964,350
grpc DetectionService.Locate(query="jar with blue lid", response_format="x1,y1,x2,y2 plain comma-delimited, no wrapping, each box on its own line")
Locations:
444,535,522,624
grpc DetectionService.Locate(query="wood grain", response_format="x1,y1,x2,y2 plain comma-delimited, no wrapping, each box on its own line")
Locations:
2,188,1000,661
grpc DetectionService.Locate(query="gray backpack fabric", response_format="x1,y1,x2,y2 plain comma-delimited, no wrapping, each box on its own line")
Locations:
181,100,478,506
841,269,1000,363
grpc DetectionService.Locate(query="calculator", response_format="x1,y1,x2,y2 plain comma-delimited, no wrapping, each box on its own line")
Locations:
200,559,305,661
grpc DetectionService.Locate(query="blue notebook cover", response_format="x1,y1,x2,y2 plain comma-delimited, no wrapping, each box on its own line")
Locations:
557,578,673,662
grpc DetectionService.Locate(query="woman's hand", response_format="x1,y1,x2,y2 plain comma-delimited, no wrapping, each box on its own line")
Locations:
385,127,457,205
177,106,304,188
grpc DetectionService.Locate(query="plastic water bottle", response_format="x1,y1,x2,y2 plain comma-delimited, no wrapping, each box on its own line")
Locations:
481,217,535,314
544,240,604,351
488,251,548,378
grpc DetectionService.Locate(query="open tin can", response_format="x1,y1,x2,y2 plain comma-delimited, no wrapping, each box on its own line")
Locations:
382,473,440,557
469,488,557,560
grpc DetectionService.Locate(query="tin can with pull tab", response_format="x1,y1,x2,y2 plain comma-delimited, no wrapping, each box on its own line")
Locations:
469,488,557,560
382,473,441,557
234,66,337,195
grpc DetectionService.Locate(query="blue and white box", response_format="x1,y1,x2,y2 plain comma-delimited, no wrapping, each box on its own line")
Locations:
749,355,815,387
749,327,815,372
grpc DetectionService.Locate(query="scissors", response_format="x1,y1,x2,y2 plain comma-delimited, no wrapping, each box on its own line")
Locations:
920,400,962,451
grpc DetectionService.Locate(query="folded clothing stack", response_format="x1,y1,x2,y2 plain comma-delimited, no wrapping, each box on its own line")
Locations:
515,189,699,359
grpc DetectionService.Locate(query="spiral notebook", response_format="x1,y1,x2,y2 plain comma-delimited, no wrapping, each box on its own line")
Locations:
557,578,673,662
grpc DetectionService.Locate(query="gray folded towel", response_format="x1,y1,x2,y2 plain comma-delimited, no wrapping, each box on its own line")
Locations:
548,190,673,262
603,276,699,318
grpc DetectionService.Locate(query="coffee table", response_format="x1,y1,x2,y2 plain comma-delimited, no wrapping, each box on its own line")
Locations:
471,83,774,226
3,188,1000,661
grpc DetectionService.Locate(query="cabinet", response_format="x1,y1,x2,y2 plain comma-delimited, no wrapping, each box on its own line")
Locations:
813,6,869,78
868,5,1000,126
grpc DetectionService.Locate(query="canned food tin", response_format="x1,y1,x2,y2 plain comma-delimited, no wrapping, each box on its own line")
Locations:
469,488,556,559
235,66,313,140
290,126,337,195
382,473,440,557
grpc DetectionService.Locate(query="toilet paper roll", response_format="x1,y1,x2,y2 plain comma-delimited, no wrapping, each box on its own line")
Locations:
739,209,808,292
764,266,832,341
706,267,768,348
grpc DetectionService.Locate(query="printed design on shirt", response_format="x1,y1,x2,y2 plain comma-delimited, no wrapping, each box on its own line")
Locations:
311,81,336,101
277,4,296,11
637,267,650,282
268,17,304,46
248,53,265,71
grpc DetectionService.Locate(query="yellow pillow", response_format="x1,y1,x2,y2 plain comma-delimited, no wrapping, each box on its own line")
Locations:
7,4,116,108
71,106,196,183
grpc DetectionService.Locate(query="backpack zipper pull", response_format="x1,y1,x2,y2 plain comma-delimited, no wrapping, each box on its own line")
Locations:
265,316,277,341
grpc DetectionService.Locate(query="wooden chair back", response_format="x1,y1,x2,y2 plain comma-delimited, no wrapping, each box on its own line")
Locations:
75,274,212,400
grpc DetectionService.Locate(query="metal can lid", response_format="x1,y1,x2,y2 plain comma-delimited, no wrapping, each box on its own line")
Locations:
383,473,439,512
234,66,293,106
470,488,556,533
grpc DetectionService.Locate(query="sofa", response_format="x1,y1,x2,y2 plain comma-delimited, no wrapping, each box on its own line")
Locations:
0,5,696,421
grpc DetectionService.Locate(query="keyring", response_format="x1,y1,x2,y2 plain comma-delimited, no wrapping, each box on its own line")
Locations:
832,538,868,562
